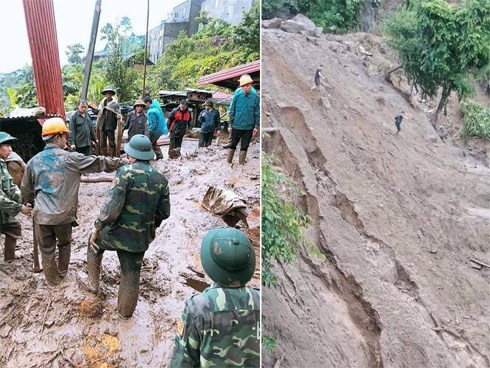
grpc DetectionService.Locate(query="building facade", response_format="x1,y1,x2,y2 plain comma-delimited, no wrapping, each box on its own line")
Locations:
148,0,254,64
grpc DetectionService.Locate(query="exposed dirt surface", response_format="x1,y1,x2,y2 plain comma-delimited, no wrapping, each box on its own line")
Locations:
262,28,490,368
0,139,260,367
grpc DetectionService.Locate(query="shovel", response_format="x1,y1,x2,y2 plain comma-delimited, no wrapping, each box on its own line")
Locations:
32,220,42,273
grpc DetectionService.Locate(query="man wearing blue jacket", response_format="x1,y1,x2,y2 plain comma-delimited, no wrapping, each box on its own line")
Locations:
143,97,168,160
227,75,260,165
198,100,220,147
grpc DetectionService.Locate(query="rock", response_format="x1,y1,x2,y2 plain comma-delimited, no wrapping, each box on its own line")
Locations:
280,20,307,34
262,18,282,29
292,14,316,32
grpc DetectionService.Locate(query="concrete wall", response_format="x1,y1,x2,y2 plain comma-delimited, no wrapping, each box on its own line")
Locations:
201,0,255,25
148,23,165,64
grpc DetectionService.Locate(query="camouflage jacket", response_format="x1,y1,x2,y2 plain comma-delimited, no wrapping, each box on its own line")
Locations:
94,161,170,253
0,160,22,217
21,143,127,225
169,284,260,368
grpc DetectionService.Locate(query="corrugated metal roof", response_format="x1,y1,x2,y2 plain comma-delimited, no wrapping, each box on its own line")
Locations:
198,60,260,87
0,114,60,123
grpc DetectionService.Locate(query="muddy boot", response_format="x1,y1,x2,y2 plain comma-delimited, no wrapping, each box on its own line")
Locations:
227,149,235,164
87,252,103,293
57,244,71,278
239,150,247,165
117,272,140,319
42,257,61,286
4,236,17,262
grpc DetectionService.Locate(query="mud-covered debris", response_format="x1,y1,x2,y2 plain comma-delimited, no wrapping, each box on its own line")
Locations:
79,298,104,318
202,186,249,227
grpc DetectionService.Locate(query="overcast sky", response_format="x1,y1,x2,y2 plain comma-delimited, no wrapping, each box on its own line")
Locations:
0,0,184,73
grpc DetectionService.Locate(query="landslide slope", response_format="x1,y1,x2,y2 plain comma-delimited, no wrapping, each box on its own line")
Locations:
262,28,490,368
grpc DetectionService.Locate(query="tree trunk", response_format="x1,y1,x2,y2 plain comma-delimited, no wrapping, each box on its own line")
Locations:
432,87,449,128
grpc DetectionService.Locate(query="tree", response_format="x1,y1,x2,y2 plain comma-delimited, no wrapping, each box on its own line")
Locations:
100,17,139,103
234,1,260,61
386,0,490,123
66,43,85,65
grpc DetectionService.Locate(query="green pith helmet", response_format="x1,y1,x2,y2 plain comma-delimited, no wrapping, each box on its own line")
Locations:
200,227,256,288
203,99,214,107
0,132,18,145
124,134,154,161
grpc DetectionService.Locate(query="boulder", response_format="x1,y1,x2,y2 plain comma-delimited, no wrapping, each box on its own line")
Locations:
262,17,282,29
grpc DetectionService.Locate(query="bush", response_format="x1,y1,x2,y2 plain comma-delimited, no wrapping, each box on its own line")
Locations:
262,153,308,286
461,100,490,139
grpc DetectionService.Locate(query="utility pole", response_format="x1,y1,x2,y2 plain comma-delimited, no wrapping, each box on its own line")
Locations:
142,0,150,97
81,0,102,101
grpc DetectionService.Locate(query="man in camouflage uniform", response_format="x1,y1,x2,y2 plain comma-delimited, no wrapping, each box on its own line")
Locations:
21,118,128,286
169,227,260,367
87,134,170,319
0,132,32,262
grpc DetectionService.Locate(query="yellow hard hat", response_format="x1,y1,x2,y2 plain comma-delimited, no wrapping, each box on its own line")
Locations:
238,74,253,86
42,117,70,137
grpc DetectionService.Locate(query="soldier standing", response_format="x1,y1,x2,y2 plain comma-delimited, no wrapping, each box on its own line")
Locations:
169,227,260,367
86,134,170,319
21,118,127,285
0,132,32,262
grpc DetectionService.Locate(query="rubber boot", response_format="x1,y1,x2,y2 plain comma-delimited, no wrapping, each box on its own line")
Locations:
117,271,140,318
57,244,71,278
227,149,235,164
87,252,103,293
42,257,61,286
239,150,247,165
4,236,16,262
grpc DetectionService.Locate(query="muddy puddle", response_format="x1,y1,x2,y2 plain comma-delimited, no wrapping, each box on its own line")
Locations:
0,139,260,367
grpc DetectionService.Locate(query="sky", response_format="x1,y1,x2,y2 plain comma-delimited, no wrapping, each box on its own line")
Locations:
0,0,185,73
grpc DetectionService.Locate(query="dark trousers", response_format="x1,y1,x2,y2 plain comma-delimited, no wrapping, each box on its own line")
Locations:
395,121,402,132
150,133,163,160
35,223,72,283
100,130,116,156
170,124,187,149
229,129,254,151
199,131,214,147
87,238,145,318
76,145,91,155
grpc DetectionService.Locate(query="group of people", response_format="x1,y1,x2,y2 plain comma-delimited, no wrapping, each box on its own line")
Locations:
68,73,261,166
0,76,261,367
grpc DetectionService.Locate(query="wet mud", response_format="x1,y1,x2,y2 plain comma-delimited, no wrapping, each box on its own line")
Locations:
0,139,260,367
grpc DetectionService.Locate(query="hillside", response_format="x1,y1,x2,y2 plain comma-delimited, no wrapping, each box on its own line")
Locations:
262,27,490,368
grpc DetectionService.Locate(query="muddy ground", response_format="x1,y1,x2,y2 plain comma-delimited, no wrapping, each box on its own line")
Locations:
262,27,490,368
0,138,260,368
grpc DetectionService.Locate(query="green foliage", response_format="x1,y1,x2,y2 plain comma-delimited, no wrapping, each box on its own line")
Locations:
66,43,85,65
461,100,490,139
148,4,259,93
262,153,308,286
308,0,361,33
234,1,260,58
262,0,364,33
101,18,140,103
385,0,490,119
262,335,277,353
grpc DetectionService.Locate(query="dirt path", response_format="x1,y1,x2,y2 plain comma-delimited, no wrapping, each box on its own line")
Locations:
0,139,260,367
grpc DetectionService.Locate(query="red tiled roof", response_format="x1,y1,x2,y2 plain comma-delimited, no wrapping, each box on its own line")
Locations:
198,60,260,86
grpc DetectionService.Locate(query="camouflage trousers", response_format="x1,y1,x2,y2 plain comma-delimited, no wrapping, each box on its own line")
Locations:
1,212,21,261
87,233,145,318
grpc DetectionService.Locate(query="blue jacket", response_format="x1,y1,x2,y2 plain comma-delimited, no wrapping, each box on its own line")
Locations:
147,100,168,137
198,108,220,133
229,90,260,130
